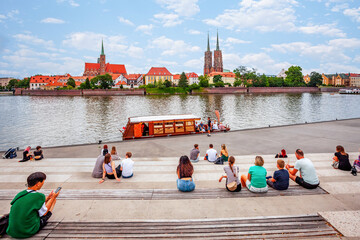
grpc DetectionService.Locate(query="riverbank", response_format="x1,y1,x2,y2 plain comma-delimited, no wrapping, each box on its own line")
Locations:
12,86,345,96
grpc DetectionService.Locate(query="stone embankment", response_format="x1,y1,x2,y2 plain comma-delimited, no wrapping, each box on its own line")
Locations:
13,86,343,96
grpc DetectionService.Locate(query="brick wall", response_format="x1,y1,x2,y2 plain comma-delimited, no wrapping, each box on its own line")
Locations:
248,87,319,93
16,89,145,96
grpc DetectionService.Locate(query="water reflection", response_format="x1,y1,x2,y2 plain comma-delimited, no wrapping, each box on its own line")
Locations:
0,93,359,150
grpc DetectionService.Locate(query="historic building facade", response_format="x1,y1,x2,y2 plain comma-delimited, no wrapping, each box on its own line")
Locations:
145,67,173,85
204,31,223,75
83,41,127,77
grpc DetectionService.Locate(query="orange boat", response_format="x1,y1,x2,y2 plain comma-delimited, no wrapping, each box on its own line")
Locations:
122,114,201,140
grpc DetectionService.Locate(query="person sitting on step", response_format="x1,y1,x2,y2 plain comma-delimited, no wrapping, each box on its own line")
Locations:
19,146,33,162
266,159,289,190
121,152,134,178
219,156,242,192
33,146,44,161
99,153,121,183
204,144,217,162
219,144,229,162
176,155,195,192
332,145,352,171
286,149,319,189
241,156,268,193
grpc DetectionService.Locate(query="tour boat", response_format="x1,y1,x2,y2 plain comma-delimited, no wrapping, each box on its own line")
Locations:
121,114,229,140
339,89,360,94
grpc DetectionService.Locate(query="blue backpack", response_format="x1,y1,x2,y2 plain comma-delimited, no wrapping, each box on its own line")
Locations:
3,148,17,159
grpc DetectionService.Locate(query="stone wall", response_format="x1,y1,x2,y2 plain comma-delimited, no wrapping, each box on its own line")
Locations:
15,89,145,96
197,87,247,94
248,87,319,93
319,87,342,92
82,89,144,96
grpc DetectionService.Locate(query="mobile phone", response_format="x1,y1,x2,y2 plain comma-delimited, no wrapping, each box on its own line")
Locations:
55,187,62,193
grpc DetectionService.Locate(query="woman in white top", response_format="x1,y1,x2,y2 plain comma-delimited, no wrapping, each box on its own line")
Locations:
219,156,242,192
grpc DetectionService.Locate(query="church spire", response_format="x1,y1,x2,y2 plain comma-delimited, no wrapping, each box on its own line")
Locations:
207,32,210,52
101,39,105,55
216,29,219,51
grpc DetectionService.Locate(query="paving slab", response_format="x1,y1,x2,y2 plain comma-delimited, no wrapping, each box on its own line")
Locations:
319,211,360,237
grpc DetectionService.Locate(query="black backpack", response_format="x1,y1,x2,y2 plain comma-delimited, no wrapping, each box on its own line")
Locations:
3,148,17,159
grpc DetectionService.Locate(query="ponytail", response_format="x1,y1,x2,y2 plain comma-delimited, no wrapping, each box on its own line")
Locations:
229,156,236,177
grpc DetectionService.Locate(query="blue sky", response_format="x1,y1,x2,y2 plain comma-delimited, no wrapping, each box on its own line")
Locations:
0,0,359,78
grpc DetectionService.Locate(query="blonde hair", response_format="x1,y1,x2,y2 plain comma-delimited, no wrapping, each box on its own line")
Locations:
221,144,228,155
254,156,264,166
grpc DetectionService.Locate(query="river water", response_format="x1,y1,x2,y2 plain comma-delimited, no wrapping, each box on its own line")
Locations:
0,93,359,150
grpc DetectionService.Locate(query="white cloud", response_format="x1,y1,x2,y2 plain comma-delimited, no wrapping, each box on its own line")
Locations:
0,70,21,76
319,62,360,73
151,36,201,56
0,10,20,23
13,34,54,49
354,55,360,63
41,18,65,24
298,23,346,37
204,0,297,32
188,29,201,35
154,13,182,27
343,7,360,22
225,37,251,44
135,24,153,35
118,17,134,26
331,3,349,12
223,52,291,74
184,58,202,68
57,0,79,7
127,45,144,58
156,0,199,17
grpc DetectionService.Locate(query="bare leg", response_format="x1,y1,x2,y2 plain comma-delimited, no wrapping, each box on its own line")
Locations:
48,198,57,212
289,173,297,182
241,174,248,187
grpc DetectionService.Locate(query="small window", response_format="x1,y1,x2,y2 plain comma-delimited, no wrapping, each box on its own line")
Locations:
154,122,163,135
164,121,174,133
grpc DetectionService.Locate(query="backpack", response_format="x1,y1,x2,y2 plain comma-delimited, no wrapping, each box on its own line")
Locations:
2,148,17,159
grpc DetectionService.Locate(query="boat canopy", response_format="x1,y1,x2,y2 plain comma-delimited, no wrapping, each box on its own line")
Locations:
129,114,201,123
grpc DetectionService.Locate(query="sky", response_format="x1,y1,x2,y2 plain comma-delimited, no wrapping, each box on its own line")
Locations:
0,0,360,79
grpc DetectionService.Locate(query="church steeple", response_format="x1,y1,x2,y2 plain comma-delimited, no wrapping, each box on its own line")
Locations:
101,39,105,56
207,32,210,52
216,29,219,51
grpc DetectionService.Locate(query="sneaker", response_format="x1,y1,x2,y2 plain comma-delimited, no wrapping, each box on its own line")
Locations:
207,134,211,137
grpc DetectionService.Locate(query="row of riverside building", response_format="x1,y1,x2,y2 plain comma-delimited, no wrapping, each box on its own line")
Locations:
25,37,360,90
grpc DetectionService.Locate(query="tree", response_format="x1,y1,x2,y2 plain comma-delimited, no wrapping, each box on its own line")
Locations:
268,77,284,87
7,79,18,89
164,80,172,88
198,75,209,87
285,66,305,87
308,72,322,87
67,78,76,88
178,72,188,88
213,74,223,83
214,81,225,87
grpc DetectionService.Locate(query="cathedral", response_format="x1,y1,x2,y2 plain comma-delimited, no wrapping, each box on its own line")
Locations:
204,31,223,75
83,40,127,77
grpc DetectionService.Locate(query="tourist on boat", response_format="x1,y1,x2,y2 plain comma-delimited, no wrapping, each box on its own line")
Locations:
241,156,268,193
204,144,217,162
121,152,134,178
219,156,242,192
190,144,200,163
101,145,108,156
219,144,229,162
142,123,149,136
198,121,205,132
99,153,121,183
275,149,287,158
219,122,226,131
332,145,352,171
92,149,108,178
6,172,60,239
111,146,121,160
34,146,44,161
176,155,195,192
213,120,219,130
286,149,319,189
19,146,33,162
266,159,289,190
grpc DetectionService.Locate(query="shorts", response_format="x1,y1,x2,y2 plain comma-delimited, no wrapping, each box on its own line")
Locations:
246,180,268,193
177,178,195,192
190,157,199,163
295,176,319,189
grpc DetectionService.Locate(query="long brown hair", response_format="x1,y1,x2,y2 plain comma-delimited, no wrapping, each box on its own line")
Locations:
229,156,236,177
111,146,116,155
336,145,345,154
104,153,111,164
177,155,193,177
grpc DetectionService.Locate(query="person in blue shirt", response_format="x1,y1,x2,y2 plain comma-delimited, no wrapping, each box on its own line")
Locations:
267,159,289,190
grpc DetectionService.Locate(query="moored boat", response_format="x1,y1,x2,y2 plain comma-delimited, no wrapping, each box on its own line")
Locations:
339,89,360,94
122,114,229,140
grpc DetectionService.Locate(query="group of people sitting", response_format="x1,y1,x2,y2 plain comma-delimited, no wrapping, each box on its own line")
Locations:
195,117,227,136
19,146,44,162
92,145,134,182
177,147,325,192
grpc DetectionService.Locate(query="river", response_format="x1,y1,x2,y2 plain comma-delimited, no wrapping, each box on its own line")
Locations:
0,93,359,150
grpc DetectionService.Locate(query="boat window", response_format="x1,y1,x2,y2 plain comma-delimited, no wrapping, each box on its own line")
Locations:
175,121,184,132
154,122,163,135
185,121,195,132
164,121,174,134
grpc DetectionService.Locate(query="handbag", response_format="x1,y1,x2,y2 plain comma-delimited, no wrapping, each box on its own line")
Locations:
0,190,34,236
332,161,339,169
227,181,237,191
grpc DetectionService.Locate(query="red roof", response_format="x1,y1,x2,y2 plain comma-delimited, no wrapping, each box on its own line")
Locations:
350,73,360,77
84,63,127,75
209,72,235,78
45,81,66,87
84,63,100,70
146,67,172,76
173,74,180,80
186,72,198,78
126,74,142,80
30,75,62,83
115,81,127,85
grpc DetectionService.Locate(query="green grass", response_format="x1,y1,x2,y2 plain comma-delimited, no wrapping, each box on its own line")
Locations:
145,87,190,94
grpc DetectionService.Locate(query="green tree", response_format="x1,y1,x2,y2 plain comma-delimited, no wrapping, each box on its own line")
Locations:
67,78,76,88
285,66,305,87
7,79,18,89
268,77,284,87
308,71,322,87
214,81,225,87
178,72,188,88
164,80,172,88
213,74,223,83
198,75,209,87
189,83,200,90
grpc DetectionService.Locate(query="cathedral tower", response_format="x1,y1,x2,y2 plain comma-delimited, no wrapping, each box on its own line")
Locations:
99,40,106,75
213,30,223,72
204,33,212,75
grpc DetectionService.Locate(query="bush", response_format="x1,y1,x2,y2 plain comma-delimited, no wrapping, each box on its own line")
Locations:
214,82,225,87
225,83,232,87
146,84,156,88
189,83,200,90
